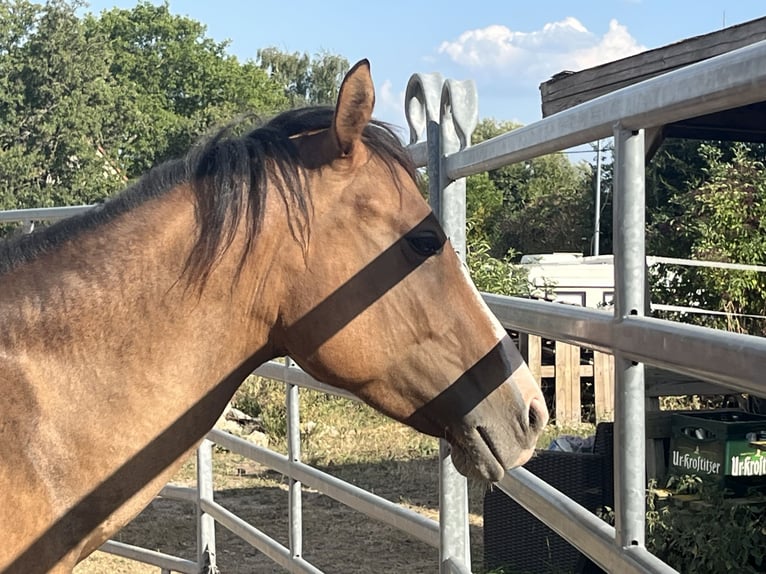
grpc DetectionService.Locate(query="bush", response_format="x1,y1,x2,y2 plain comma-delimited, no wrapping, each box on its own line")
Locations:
467,236,531,296
600,478,766,573
645,478,766,573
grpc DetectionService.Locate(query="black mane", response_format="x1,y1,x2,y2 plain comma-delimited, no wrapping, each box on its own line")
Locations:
0,106,417,280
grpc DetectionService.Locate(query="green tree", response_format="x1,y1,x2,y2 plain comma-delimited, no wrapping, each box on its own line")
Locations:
257,48,349,107
467,118,593,259
88,1,287,177
651,143,766,335
0,0,120,209
495,152,592,257
0,0,293,213
645,138,708,258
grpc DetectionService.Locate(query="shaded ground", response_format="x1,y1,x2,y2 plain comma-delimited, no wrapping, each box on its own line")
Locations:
75,451,489,574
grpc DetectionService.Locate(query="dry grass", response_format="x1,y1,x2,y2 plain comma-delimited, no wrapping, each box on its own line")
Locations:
75,377,593,573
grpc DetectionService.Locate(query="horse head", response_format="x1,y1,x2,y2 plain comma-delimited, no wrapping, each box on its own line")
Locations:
272,61,548,481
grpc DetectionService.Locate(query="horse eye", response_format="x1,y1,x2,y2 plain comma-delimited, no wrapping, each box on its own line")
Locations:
406,231,444,258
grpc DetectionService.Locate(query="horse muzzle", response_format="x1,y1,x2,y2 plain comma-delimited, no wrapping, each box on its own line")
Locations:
448,393,548,482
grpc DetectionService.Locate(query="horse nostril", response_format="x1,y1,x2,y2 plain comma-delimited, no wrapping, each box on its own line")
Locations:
527,397,549,434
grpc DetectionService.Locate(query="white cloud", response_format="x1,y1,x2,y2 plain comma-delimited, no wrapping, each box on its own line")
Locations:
378,79,399,111
375,79,408,135
438,17,645,81
569,19,644,70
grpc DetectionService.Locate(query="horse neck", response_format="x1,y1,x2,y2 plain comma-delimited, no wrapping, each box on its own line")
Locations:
1,183,284,395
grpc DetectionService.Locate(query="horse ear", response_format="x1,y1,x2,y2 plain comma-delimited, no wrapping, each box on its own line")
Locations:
332,59,375,156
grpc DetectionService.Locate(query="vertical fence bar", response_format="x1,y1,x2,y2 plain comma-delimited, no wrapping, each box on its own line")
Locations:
285,357,303,559
196,439,218,573
406,72,473,574
437,79,478,574
437,115,471,574
612,126,647,548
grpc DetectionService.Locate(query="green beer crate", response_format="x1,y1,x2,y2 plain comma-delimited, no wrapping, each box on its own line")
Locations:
669,411,766,492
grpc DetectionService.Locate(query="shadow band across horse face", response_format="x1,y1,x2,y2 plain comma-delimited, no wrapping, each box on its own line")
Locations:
0,59,547,572
280,209,544,480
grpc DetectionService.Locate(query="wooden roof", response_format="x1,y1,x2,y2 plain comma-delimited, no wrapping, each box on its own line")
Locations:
539,16,766,144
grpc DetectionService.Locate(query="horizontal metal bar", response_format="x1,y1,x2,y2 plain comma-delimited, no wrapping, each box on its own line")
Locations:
483,293,766,395
256,297,765,405
210,428,290,471
0,204,95,223
254,361,359,401
616,315,765,392
498,469,678,574
99,540,198,574
484,293,614,351
652,302,766,320
446,39,766,179
408,140,428,168
207,429,440,548
158,484,197,503
199,498,324,574
647,255,766,273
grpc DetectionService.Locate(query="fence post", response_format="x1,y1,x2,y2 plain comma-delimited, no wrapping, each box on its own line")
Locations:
406,72,478,573
196,439,218,573
612,125,647,548
285,357,303,560
519,333,543,385
439,77,478,573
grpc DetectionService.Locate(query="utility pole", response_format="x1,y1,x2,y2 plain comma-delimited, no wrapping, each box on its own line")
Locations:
594,139,602,256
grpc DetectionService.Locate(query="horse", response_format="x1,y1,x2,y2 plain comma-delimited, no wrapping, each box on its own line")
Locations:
0,60,548,573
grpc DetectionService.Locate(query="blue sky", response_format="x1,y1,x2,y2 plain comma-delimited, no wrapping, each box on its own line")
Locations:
85,1,765,133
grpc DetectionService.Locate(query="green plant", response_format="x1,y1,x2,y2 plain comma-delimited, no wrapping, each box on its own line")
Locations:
596,478,766,573
466,232,531,296
645,477,766,573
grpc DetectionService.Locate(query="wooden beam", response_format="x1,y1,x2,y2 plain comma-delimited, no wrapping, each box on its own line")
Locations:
524,333,543,385
554,341,581,426
540,17,766,117
663,102,766,143
594,352,615,422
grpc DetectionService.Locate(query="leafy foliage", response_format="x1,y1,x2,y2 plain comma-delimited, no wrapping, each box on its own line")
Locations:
0,0,121,208
467,118,594,259
86,1,287,177
0,0,291,213
257,48,350,107
598,478,766,574
466,230,531,297
645,478,766,573
650,143,766,335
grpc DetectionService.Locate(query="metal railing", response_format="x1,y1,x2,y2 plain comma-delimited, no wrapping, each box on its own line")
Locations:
3,36,766,573
402,37,766,574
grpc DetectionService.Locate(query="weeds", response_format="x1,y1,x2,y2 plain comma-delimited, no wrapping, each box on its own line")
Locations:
232,375,439,466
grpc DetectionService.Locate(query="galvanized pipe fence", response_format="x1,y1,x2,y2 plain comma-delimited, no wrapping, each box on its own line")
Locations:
3,36,766,573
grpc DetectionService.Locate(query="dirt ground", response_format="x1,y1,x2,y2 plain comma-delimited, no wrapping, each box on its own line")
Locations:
74,450,490,574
